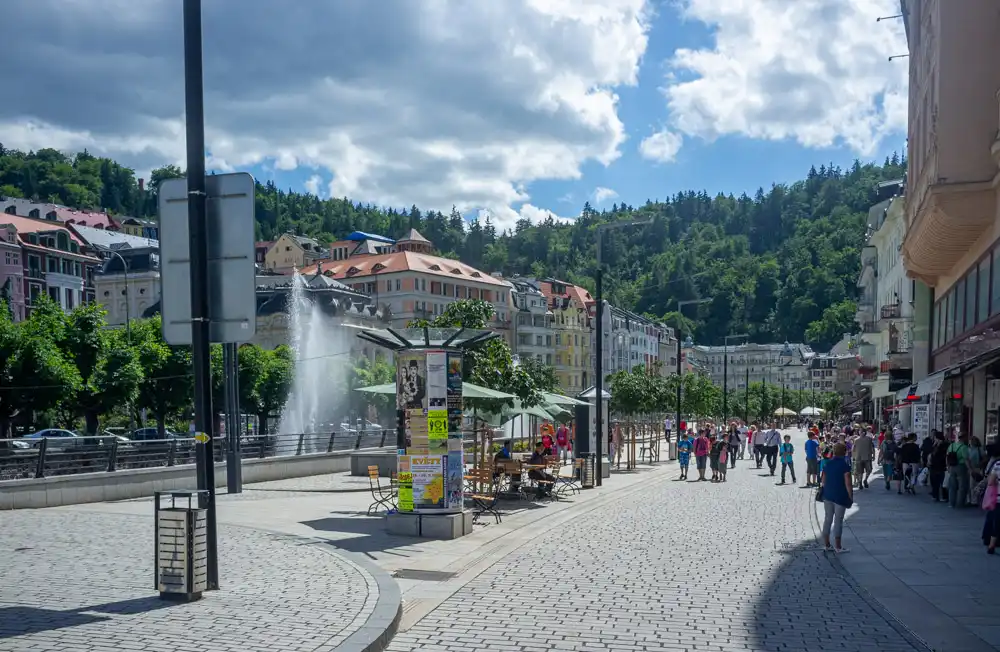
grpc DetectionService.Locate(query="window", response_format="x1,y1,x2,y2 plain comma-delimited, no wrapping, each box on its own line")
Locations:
993,249,1000,318
64,288,74,310
4,252,8,265
966,272,977,331
980,257,991,324
933,301,942,350
946,293,955,343
954,279,965,335
395,279,400,291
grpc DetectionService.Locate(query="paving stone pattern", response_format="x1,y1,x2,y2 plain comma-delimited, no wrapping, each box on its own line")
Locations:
389,430,925,652
0,510,378,652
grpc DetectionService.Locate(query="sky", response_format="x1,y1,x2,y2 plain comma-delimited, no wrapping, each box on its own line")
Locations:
0,0,909,232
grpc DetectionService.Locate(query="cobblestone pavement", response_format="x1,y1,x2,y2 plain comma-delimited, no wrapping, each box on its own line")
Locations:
389,429,926,652
0,510,379,652
826,464,1000,651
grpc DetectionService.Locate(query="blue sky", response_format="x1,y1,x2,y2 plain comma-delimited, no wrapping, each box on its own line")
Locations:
3,0,908,231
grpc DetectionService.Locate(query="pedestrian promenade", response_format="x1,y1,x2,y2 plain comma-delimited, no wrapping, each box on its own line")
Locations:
818,469,1000,651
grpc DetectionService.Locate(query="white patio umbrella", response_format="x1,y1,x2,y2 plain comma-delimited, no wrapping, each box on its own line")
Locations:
799,406,824,417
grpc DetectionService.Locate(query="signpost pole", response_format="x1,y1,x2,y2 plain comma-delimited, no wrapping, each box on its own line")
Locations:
183,0,218,590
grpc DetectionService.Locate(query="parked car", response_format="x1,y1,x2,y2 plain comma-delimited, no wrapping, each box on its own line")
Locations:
339,420,383,433
21,429,82,451
129,427,192,451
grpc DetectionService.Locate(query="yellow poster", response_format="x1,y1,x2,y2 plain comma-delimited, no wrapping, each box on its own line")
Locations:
427,409,448,454
397,471,413,512
410,455,445,509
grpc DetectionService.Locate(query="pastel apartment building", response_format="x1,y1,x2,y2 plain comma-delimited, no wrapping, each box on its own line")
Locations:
0,214,101,315
263,233,329,274
299,229,511,329
540,278,593,395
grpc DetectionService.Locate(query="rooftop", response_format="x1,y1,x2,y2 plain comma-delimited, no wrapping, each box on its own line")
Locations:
300,250,506,286
70,223,158,251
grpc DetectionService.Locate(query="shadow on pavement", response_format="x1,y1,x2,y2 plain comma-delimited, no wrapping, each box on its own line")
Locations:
0,597,180,639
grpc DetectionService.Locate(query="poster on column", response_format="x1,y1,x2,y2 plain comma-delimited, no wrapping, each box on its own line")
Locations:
446,450,464,508
447,353,464,432
410,455,446,510
397,353,427,411
426,351,449,454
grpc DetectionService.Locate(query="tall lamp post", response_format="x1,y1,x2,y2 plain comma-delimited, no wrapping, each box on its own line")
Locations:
108,251,133,433
674,299,710,440
595,219,651,486
107,251,131,343
744,367,750,424
722,333,748,425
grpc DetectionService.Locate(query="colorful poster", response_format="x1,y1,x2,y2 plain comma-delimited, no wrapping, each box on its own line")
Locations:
427,409,448,453
410,455,446,510
397,455,411,473
397,353,427,411
446,450,464,508
426,351,447,409
405,408,429,454
397,472,413,512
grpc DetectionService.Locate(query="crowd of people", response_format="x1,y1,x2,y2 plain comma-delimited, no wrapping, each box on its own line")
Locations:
662,419,1000,556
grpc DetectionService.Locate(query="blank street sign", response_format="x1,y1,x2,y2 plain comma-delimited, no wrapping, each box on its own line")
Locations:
159,172,257,345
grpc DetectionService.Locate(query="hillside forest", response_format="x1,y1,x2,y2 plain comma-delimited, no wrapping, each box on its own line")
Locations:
0,144,907,351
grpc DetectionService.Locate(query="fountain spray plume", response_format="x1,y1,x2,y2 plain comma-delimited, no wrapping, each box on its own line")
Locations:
277,270,355,453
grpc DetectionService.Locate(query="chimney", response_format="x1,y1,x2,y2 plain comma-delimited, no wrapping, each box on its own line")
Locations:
138,178,145,192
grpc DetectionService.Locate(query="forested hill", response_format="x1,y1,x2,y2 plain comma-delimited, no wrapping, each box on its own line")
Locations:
0,145,906,351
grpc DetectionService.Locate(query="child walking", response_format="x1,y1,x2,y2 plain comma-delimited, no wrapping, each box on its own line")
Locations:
677,432,692,480
718,440,729,482
779,434,796,485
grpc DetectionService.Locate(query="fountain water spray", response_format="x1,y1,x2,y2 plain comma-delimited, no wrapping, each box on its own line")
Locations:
277,271,354,453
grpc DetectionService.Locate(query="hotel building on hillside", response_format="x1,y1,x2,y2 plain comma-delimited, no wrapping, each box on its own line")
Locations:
298,229,511,331
899,0,1000,440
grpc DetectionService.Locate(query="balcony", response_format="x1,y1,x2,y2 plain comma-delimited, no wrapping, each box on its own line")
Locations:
859,368,879,383
860,321,879,334
880,304,901,320
25,268,45,280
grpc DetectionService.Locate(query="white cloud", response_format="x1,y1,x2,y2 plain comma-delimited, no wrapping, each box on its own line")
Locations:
638,129,683,162
304,174,323,197
593,186,619,203
479,204,575,231
663,0,908,154
0,0,651,231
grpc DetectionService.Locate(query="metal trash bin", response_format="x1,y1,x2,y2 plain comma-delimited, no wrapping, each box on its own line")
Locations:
155,490,208,601
669,441,677,461
581,453,596,489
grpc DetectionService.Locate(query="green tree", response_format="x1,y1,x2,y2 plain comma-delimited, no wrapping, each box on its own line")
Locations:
58,303,143,434
133,317,194,437
411,299,543,410
348,354,395,420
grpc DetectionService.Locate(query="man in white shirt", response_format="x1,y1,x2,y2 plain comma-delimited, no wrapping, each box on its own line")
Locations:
763,424,782,476
738,423,749,459
752,426,766,468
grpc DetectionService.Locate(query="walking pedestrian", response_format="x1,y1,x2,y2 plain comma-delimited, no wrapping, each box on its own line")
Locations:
677,431,692,480
805,430,820,487
764,424,781,476
718,438,729,482
852,429,875,489
820,442,853,554
710,434,723,482
728,427,741,469
555,423,569,464
947,432,973,508
878,434,898,491
779,434,796,485
694,430,710,481
928,430,948,501
753,426,766,468
899,433,921,495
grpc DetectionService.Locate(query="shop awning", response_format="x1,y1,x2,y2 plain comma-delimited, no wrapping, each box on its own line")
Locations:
895,385,915,402
914,371,945,397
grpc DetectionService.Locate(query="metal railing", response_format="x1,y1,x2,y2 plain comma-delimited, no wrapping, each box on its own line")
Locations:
0,430,393,482
880,304,901,320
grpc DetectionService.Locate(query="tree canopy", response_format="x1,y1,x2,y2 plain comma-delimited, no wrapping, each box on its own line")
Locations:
0,146,906,352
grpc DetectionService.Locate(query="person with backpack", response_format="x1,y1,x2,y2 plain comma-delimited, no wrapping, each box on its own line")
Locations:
947,431,973,508
878,434,898,491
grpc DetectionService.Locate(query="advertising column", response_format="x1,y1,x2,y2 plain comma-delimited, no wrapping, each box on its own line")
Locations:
395,349,464,515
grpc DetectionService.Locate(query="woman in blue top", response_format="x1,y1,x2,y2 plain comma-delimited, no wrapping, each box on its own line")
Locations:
820,442,853,553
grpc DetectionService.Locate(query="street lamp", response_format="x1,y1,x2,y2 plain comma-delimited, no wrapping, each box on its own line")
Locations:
674,298,709,441
722,333,748,424
107,251,132,343
595,219,651,486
